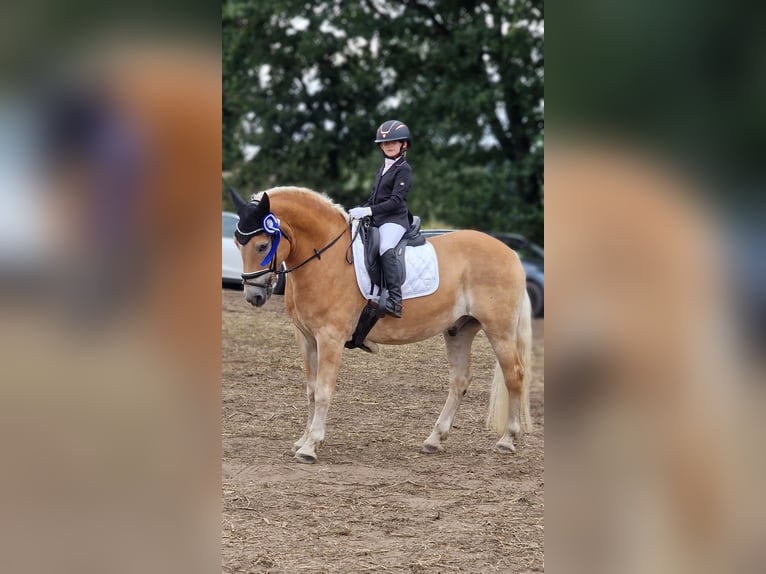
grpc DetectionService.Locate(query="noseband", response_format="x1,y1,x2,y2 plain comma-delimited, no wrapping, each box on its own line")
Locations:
241,226,348,287
241,258,279,287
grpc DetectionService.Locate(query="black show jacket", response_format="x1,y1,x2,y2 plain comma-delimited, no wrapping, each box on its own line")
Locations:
363,156,412,229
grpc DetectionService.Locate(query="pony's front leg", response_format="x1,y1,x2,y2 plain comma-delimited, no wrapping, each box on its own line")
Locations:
293,329,317,453
294,335,344,464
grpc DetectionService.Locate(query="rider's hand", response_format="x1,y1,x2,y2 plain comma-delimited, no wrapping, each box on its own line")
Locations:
349,206,372,219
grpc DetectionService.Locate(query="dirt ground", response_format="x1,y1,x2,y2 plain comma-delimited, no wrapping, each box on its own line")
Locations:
222,288,544,573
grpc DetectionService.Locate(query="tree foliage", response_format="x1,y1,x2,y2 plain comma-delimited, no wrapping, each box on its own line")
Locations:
223,0,543,243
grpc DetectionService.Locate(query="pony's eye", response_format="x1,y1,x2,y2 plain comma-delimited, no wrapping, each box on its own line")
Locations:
258,243,269,253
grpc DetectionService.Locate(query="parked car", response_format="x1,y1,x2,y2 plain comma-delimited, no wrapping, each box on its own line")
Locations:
490,232,544,318
729,219,766,356
222,211,243,288
421,229,544,318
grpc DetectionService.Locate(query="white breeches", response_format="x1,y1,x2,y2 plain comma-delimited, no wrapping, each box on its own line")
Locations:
378,223,406,255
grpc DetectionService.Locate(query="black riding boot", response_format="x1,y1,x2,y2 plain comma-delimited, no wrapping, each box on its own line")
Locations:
380,248,404,318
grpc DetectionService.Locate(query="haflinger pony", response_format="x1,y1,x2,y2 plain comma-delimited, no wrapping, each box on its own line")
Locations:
230,186,533,464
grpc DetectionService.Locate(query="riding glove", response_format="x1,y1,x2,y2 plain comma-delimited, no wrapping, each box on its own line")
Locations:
349,206,372,219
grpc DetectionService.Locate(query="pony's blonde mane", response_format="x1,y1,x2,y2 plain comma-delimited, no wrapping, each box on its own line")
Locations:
253,186,350,222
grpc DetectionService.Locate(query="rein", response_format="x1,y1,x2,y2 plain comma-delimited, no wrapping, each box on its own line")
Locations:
242,225,348,286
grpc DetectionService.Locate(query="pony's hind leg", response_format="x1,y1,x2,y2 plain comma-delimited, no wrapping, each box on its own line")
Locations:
423,319,481,453
485,332,530,453
293,329,317,453
485,291,534,453
490,355,522,452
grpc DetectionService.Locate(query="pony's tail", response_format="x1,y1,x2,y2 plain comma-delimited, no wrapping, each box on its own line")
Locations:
487,290,534,435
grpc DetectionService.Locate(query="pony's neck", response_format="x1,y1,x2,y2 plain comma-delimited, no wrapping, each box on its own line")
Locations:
269,192,347,268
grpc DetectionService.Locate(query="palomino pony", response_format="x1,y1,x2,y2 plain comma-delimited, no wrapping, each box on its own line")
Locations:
231,186,533,463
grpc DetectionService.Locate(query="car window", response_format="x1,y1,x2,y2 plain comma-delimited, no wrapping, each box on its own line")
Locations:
527,242,544,259
222,214,239,238
515,244,544,263
424,229,543,263
491,235,541,261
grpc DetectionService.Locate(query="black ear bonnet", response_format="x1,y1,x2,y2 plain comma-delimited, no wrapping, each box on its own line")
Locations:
228,189,283,266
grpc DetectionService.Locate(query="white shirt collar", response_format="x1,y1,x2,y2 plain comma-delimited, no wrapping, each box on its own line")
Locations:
382,157,397,175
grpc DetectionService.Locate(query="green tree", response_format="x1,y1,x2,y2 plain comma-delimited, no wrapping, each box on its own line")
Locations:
223,0,543,243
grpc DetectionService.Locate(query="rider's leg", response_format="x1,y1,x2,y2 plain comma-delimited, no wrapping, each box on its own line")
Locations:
378,223,406,318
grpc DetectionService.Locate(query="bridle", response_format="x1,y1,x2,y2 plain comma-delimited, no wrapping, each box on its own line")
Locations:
241,225,348,287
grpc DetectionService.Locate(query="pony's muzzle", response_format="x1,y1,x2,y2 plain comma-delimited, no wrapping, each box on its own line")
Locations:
244,283,272,307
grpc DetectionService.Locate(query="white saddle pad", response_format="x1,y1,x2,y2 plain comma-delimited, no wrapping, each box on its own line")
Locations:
351,220,439,301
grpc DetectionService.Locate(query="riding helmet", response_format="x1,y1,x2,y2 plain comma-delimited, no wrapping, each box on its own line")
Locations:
374,120,411,145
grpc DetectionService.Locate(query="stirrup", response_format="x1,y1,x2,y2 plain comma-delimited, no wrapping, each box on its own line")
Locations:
386,300,402,318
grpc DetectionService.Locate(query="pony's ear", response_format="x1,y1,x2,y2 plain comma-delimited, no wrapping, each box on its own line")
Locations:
228,186,247,211
260,192,270,213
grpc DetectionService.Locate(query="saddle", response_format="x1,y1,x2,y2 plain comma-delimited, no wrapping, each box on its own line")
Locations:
346,215,426,352
359,215,425,292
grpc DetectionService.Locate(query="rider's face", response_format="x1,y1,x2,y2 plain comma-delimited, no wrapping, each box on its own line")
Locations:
380,141,405,157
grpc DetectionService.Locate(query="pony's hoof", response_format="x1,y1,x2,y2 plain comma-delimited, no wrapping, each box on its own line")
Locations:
294,452,317,464
495,442,516,454
422,443,442,454
362,341,379,353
